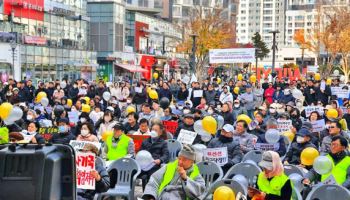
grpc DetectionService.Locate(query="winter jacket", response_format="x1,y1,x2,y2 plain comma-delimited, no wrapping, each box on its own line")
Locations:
208,137,243,166
177,89,189,101
141,137,169,164
239,92,256,111
233,131,256,154
221,111,235,125
204,90,217,105
285,141,316,164
232,107,247,122
264,88,275,104
158,88,173,102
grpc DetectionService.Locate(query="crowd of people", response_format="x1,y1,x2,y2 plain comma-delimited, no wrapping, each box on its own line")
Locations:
1,73,350,200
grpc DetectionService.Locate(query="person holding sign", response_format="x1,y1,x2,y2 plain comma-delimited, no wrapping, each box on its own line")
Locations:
77,143,110,200
142,145,205,200
248,151,292,200
285,128,316,166
208,124,243,173
104,122,135,161
139,123,169,190
25,122,45,144
303,136,350,190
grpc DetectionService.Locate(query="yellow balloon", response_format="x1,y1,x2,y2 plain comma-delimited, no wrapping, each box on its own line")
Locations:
326,108,338,119
237,114,252,125
339,118,348,130
301,147,319,166
147,87,152,94
36,92,47,103
82,104,91,113
250,75,257,83
153,72,159,79
202,116,217,135
326,78,332,85
84,96,90,104
67,99,73,107
149,90,158,100
282,131,295,142
213,186,235,200
314,73,321,81
0,102,13,120
237,74,243,81
234,87,240,95
217,78,222,84
126,106,136,114
101,131,113,142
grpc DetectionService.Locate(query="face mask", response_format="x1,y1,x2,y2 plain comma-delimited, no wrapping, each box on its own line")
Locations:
58,125,67,133
234,104,240,108
27,115,34,121
296,136,305,143
269,108,276,113
127,100,132,104
80,118,87,123
150,130,158,138
104,116,111,122
208,109,214,114
28,131,36,135
284,90,290,95
81,130,89,136
178,106,184,110
183,109,190,114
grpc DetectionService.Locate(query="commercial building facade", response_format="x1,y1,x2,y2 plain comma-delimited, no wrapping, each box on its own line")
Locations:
0,0,98,82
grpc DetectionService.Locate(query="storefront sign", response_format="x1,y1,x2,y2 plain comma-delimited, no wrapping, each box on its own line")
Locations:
52,6,75,16
209,48,255,64
4,0,44,21
24,35,46,45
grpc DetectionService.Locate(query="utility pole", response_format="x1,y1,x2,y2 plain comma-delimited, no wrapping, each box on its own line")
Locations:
190,34,197,74
162,32,165,55
301,46,306,75
269,30,279,73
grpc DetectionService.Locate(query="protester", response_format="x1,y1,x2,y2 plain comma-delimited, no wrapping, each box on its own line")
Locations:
25,121,45,144
233,120,255,154
76,123,99,142
49,118,75,144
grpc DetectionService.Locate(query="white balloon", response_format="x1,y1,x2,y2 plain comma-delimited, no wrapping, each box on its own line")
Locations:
313,156,333,175
340,75,346,82
6,106,23,122
60,81,67,89
192,144,207,151
40,97,49,107
289,173,304,192
201,134,212,142
193,144,206,163
135,150,154,168
333,69,340,76
103,91,111,101
265,129,280,144
216,115,224,130
3,118,14,125
194,120,204,133
292,89,303,100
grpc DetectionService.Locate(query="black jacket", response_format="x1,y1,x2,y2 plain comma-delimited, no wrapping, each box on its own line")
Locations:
49,131,76,144
141,137,169,164
285,141,316,165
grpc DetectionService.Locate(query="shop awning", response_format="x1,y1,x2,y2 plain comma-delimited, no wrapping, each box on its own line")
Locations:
115,64,148,73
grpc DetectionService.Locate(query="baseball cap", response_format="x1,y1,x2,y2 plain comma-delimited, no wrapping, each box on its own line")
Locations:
258,151,274,170
222,124,234,133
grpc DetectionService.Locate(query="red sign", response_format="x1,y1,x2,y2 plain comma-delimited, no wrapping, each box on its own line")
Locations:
4,0,44,21
24,35,46,45
127,134,150,153
135,21,149,52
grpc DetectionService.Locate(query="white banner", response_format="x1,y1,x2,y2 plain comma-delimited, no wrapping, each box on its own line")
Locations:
254,143,280,151
203,147,228,166
304,106,324,117
177,129,197,145
209,48,255,64
76,152,96,190
331,86,349,99
311,119,325,132
69,140,101,151
277,120,293,133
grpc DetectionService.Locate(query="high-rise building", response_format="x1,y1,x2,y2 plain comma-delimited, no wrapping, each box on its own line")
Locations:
0,0,98,81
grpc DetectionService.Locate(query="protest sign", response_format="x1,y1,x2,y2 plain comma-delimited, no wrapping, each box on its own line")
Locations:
255,143,280,151
331,86,349,99
68,111,80,124
177,129,197,145
69,140,101,151
277,120,292,133
193,90,203,98
76,152,96,190
162,121,178,135
311,119,325,132
38,126,59,141
304,106,324,117
127,134,151,153
135,87,142,93
203,147,228,166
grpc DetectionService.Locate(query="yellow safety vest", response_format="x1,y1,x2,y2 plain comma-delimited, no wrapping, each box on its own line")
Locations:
158,160,200,196
106,134,131,161
257,172,291,197
321,154,350,185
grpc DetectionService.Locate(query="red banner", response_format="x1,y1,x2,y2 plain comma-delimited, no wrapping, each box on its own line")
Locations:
24,35,46,45
4,0,44,21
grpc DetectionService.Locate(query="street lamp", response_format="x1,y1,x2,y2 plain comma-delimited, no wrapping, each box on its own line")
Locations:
190,34,198,74
10,40,17,77
269,30,279,73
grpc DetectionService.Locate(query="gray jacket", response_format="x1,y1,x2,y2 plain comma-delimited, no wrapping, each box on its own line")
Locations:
232,106,247,122
143,164,206,200
238,92,256,111
208,137,243,165
233,132,256,154
320,132,350,154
